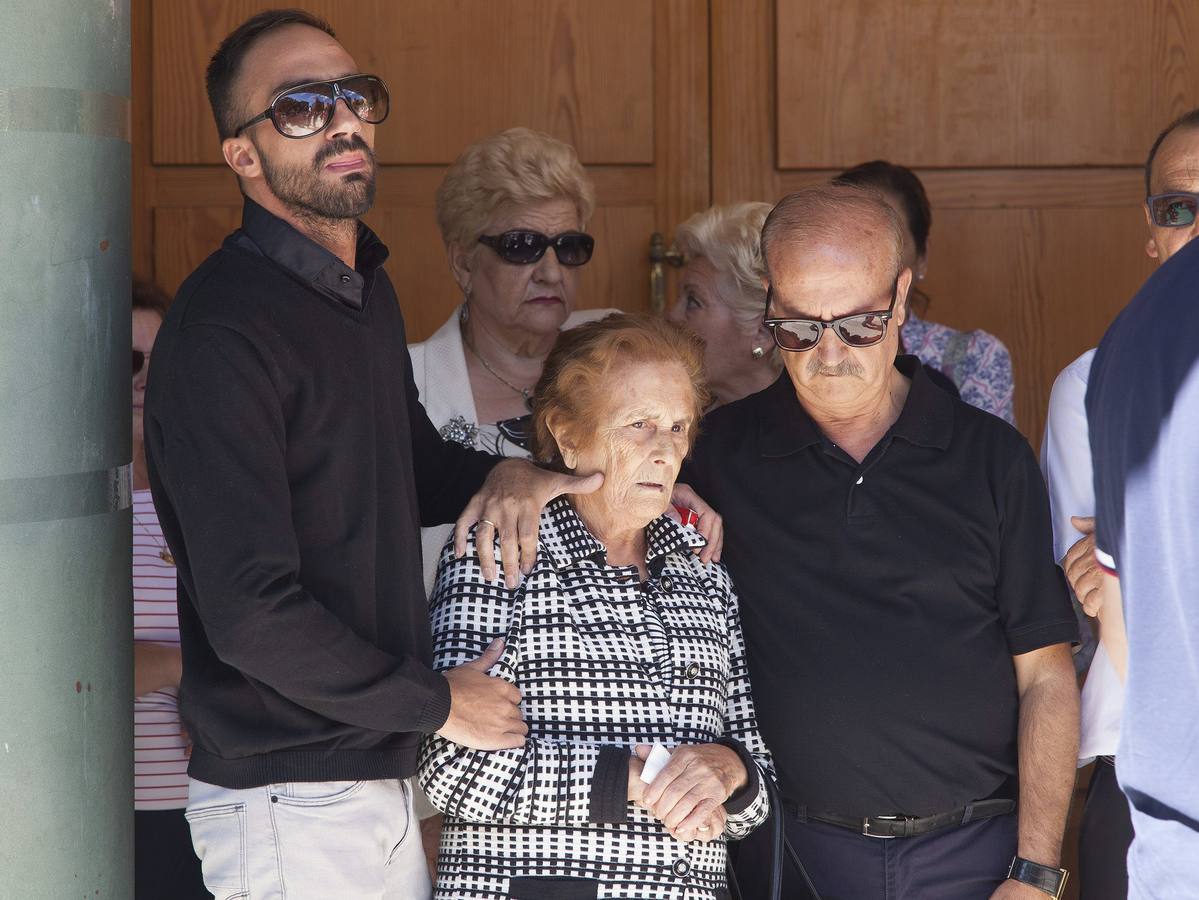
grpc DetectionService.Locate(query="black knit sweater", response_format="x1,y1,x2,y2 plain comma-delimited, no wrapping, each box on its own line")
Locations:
145,200,498,788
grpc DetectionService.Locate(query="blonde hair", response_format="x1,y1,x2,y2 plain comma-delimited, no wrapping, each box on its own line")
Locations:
435,127,596,251
673,202,773,336
531,314,709,470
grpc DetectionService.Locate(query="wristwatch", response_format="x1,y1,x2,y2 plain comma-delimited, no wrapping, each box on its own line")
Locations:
1007,856,1069,898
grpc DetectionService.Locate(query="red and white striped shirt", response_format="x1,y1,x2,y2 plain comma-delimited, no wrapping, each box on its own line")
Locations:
133,489,189,809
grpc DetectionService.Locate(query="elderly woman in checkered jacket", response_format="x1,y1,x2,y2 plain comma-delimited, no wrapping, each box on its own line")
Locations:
419,314,774,900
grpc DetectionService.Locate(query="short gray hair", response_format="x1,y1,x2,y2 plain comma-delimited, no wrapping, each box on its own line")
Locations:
672,201,772,335
760,183,904,283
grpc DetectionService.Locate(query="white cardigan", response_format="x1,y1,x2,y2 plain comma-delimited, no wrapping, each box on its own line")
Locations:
408,305,618,596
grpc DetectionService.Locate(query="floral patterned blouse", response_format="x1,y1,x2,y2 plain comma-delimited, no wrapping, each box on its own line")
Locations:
901,311,1015,424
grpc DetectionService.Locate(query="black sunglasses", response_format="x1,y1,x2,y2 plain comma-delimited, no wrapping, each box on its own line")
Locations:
477,231,595,267
234,74,390,139
1147,191,1199,228
763,278,899,352
133,349,150,376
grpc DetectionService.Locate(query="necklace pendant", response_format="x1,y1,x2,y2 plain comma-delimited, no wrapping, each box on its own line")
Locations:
160,547,176,566
522,390,533,412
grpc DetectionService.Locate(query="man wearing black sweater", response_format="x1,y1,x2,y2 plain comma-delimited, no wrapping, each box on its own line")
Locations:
143,11,636,898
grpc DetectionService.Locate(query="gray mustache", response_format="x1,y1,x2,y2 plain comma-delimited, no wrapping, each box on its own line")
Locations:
806,357,865,378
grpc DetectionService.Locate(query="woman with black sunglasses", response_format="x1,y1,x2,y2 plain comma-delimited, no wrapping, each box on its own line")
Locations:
408,127,618,598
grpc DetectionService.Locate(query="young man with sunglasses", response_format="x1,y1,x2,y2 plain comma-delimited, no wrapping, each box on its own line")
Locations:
1042,107,1199,900
684,183,1079,899
142,10,651,898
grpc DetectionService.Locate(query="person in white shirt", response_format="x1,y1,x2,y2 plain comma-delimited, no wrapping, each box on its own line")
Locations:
1041,350,1128,900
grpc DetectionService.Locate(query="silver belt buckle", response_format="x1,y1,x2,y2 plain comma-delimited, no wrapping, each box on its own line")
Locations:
862,814,905,839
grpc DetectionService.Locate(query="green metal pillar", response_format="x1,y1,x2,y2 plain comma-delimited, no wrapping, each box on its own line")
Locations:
0,3,133,897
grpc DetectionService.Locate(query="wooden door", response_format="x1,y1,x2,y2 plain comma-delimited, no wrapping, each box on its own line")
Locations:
132,0,709,341
711,0,1199,445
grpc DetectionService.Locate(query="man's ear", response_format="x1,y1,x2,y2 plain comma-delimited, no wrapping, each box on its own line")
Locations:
221,135,261,181
893,266,914,328
1144,205,1161,260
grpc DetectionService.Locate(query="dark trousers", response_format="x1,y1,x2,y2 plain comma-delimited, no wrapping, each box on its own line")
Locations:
135,808,211,900
1079,758,1133,900
733,809,1016,900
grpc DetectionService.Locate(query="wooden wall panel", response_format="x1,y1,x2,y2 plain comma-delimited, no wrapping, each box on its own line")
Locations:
775,0,1199,168
152,0,654,165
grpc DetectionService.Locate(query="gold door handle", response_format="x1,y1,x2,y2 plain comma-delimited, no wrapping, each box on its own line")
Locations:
649,232,684,312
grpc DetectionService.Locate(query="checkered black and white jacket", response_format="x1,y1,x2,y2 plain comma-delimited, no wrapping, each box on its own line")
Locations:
419,497,773,900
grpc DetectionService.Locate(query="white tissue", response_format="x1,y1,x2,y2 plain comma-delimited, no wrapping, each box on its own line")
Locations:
639,744,673,783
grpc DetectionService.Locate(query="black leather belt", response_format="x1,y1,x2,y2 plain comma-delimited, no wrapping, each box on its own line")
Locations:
782,798,1016,839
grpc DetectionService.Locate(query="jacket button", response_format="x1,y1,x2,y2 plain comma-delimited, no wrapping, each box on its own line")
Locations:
672,858,690,877
660,575,673,591
685,662,700,678
340,274,351,284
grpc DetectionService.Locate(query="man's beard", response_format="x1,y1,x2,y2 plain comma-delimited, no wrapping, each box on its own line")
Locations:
256,134,377,222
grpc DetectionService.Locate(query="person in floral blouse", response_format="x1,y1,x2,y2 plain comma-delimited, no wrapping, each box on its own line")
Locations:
835,160,1015,425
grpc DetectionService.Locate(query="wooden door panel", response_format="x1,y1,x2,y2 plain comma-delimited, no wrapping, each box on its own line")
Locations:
152,206,243,298
152,0,654,166
924,203,1154,435
775,0,1199,168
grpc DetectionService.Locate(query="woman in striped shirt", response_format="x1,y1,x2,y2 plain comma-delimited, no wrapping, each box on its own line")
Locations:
132,280,207,898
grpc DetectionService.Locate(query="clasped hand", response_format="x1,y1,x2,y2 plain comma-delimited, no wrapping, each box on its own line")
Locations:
627,743,748,843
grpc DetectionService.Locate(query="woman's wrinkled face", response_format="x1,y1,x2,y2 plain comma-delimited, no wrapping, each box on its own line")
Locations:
566,359,696,531
132,309,162,442
668,256,748,388
465,197,583,340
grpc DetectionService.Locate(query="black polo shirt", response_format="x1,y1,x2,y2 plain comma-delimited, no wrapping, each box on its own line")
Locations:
683,356,1077,817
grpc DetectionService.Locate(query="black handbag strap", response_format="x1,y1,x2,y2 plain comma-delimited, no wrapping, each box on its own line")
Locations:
728,775,822,900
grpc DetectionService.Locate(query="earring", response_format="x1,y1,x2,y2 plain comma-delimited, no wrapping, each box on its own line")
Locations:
751,346,765,360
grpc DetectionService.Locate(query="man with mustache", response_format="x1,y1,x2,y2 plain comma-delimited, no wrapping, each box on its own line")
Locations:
685,183,1080,899
142,10,610,898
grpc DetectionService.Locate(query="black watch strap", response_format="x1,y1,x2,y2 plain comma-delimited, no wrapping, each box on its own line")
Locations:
1007,856,1068,898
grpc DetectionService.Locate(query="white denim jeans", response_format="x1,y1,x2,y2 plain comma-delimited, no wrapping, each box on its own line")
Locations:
185,777,431,900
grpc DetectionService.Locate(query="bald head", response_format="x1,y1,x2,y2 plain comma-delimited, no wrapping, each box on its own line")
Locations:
760,183,905,285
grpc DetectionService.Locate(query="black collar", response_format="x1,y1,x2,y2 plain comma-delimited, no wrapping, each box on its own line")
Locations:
235,197,389,309
758,354,954,458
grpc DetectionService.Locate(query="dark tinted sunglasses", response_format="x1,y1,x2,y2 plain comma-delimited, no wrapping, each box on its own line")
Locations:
764,278,899,352
1147,191,1199,228
133,349,150,376
234,74,390,139
477,231,595,266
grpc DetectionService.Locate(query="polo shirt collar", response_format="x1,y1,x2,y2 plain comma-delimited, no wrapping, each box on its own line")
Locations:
238,197,389,309
758,354,953,458
542,495,707,572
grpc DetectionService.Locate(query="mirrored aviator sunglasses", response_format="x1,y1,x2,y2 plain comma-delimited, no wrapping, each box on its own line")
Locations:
1147,191,1199,228
477,230,595,266
237,74,390,138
